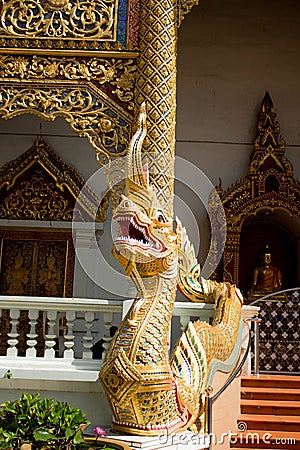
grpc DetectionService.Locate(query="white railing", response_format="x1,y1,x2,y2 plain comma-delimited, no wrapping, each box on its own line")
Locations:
0,296,258,382
0,296,123,381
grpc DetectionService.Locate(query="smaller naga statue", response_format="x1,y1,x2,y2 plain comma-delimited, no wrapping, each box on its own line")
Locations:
99,104,243,435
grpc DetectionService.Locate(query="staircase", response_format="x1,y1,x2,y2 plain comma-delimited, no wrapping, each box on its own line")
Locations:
230,375,300,450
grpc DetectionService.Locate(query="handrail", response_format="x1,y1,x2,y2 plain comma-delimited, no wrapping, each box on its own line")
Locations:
248,287,300,306
207,323,252,449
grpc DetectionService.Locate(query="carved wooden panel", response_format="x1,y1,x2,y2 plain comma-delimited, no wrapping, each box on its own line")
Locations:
0,230,74,355
0,231,74,297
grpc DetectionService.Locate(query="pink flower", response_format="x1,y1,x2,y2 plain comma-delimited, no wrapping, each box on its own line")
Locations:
93,426,107,438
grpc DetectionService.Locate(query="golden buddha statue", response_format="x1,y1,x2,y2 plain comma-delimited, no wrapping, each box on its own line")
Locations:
248,245,283,296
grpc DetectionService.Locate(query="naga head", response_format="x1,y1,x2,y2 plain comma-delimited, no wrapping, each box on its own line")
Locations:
112,104,178,278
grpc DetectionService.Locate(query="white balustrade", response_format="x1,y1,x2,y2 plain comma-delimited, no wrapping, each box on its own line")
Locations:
0,295,259,382
0,297,123,368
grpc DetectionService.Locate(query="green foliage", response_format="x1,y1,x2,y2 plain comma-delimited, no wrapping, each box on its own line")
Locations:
0,392,90,449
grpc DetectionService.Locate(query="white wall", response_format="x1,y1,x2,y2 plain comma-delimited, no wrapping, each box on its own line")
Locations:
0,115,98,181
176,0,300,264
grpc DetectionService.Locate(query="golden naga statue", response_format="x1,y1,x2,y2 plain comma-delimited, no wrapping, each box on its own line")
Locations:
99,104,243,436
248,246,283,295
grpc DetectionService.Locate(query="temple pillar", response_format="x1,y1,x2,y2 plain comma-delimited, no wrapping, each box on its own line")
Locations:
134,0,178,215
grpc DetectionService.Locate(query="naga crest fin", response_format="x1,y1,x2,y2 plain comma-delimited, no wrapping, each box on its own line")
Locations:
177,217,216,303
126,102,149,196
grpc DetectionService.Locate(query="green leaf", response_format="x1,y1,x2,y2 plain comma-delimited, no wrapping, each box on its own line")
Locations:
73,428,84,444
65,427,75,439
34,428,59,441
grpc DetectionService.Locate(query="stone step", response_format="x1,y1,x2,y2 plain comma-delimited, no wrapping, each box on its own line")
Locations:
241,386,300,401
230,429,300,449
233,376,300,449
241,399,300,416
237,414,300,432
241,375,300,389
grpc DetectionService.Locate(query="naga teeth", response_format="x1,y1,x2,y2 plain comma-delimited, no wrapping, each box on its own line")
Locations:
116,236,156,248
115,215,162,249
117,216,134,222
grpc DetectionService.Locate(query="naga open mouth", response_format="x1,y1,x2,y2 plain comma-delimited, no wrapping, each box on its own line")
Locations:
114,214,162,251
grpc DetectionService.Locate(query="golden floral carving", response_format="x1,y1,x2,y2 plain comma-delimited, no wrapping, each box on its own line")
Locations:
0,0,117,40
0,56,137,110
0,83,132,163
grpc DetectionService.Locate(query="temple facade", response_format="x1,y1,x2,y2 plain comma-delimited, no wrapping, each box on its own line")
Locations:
0,0,299,437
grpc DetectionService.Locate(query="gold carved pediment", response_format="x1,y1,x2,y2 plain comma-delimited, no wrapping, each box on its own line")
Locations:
0,136,103,221
220,92,298,224
248,91,292,178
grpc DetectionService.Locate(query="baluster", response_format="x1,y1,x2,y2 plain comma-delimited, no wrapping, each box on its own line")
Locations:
179,315,190,331
44,310,58,359
63,311,75,359
82,311,95,359
102,312,113,358
26,309,39,358
7,309,20,358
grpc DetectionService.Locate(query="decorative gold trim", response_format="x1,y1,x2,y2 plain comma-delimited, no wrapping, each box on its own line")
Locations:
0,54,136,82
63,239,69,297
0,48,139,58
178,0,199,26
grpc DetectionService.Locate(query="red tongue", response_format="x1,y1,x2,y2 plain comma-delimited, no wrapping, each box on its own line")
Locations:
119,219,131,237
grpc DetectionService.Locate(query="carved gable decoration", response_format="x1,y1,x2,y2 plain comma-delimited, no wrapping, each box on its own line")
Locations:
248,91,293,195
0,137,102,221
220,92,300,224
215,92,300,285
0,0,135,49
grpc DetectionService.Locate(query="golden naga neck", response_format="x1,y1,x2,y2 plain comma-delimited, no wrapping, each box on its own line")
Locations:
100,269,186,435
